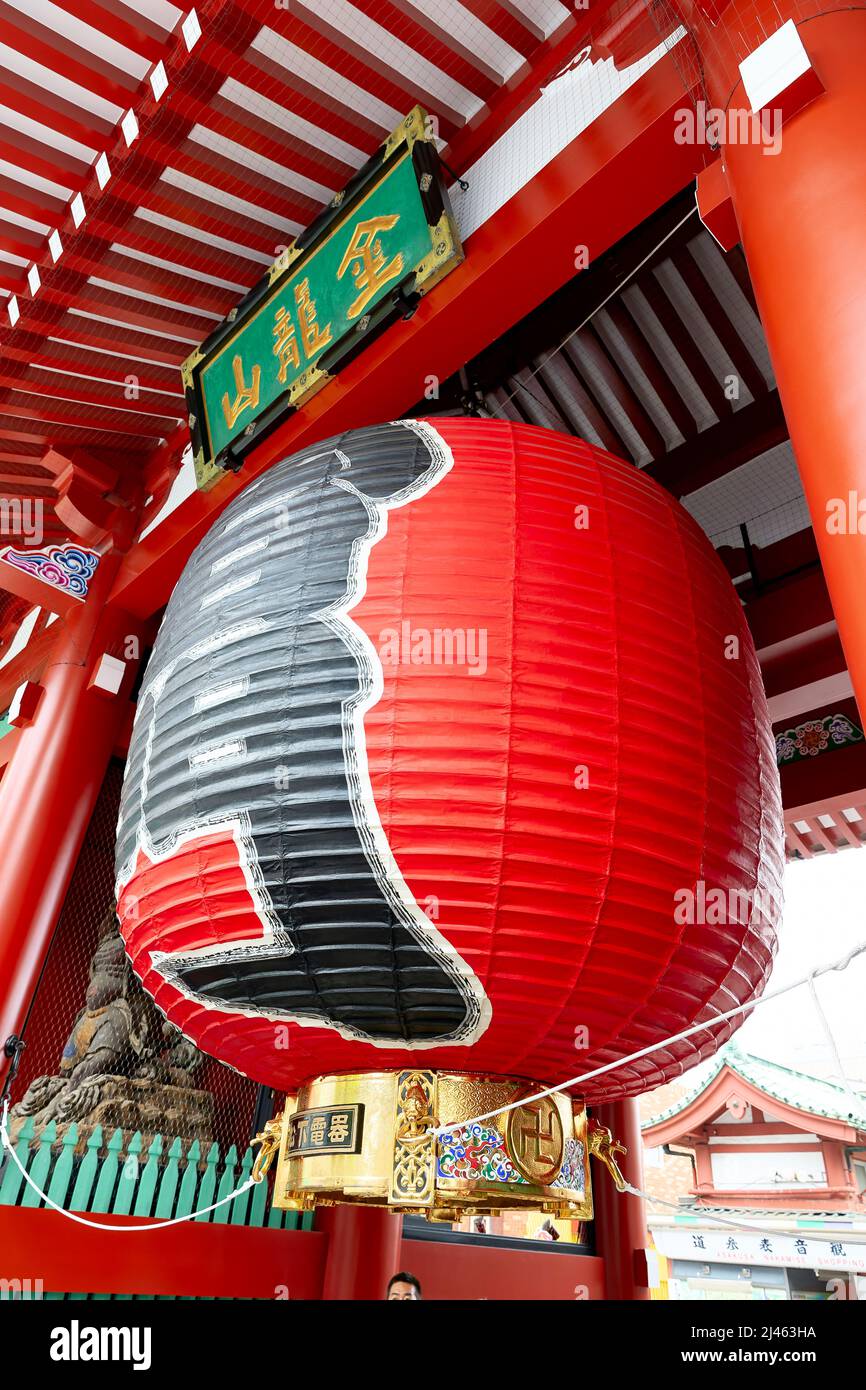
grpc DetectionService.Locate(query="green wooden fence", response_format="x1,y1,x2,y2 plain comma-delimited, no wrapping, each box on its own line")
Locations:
0,1117,313,1299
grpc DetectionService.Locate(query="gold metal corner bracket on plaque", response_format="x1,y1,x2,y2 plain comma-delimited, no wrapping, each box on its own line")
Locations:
383,104,430,161
260,1070,596,1223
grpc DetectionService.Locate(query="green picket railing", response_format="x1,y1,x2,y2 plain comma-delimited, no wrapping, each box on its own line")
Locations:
0,1117,313,1299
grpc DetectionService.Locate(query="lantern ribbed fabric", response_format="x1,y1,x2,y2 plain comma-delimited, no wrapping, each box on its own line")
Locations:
116,419,782,1098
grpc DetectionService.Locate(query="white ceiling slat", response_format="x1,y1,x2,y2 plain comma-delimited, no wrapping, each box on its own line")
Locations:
289,0,485,123
134,206,274,265
0,41,122,124
48,332,185,370
401,0,524,83
253,28,401,135
219,74,369,171
7,0,150,80
0,155,72,203
67,305,199,347
110,242,250,295
189,125,336,206
87,274,224,321
0,205,51,236
160,168,302,238
33,361,183,398
0,101,96,164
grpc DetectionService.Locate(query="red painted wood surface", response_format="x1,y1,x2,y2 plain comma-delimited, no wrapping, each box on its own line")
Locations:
400,1238,605,1301
0,1205,327,1299
0,1203,604,1300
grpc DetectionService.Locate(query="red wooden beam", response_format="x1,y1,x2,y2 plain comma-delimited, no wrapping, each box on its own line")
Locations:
179,85,362,186
0,176,68,227
781,739,866,814
0,74,111,149
1,343,184,396
0,223,44,261
0,456,55,480
16,308,189,367
83,213,261,288
0,120,88,185
647,389,787,497
60,0,172,65
458,0,545,58
352,0,501,98
0,269,26,297
112,178,285,260
82,0,176,51
0,477,56,497
129,135,325,229
36,279,219,341
247,0,468,135
60,249,237,321
0,369,183,421
0,400,162,444
0,12,139,111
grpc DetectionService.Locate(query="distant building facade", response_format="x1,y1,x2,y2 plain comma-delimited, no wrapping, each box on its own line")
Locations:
641,1045,866,1300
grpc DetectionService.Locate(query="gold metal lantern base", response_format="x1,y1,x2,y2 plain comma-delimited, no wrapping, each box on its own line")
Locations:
258,1069,600,1221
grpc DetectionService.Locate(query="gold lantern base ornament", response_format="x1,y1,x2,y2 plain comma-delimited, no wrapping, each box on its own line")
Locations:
252,1070,627,1222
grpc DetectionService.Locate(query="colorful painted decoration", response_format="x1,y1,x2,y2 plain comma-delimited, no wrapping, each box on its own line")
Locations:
115,420,783,1098
775,712,864,764
437,1122,526,1185
0,543,99,601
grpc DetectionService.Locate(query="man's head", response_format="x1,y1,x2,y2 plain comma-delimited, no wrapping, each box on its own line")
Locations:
387,1271,422,1301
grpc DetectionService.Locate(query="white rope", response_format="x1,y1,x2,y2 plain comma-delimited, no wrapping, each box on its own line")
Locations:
806,968,862,1113
5,944,863,1229
433,940,866,1136
0,1100,260,1231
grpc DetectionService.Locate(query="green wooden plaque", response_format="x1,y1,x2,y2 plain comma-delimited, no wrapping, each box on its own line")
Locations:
182,106,464,489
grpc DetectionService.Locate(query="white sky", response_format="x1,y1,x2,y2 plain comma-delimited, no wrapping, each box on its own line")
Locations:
678,850,866,1091
734,850,866,1082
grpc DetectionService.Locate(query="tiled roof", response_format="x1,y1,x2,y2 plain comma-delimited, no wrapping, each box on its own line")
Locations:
643,1041,866,1130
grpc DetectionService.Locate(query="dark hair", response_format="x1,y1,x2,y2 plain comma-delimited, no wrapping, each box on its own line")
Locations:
387,1271,422,1296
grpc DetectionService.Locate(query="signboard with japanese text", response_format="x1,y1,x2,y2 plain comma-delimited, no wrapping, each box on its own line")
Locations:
182,107,463,489
286,1104,364,1158
655,1226,866,1273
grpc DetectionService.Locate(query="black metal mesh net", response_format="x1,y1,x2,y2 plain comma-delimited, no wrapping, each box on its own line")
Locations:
6,758,261,1157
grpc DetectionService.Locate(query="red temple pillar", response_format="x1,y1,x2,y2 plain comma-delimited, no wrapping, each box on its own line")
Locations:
684,3,866,715
593,1098,650,1300
0,551,143,1075
318,1206,404,1301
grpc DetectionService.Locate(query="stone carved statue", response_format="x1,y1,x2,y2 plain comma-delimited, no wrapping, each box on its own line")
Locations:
9,910,213,1149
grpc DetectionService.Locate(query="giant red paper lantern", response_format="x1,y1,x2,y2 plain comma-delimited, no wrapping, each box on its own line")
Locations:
116,419,782,1099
